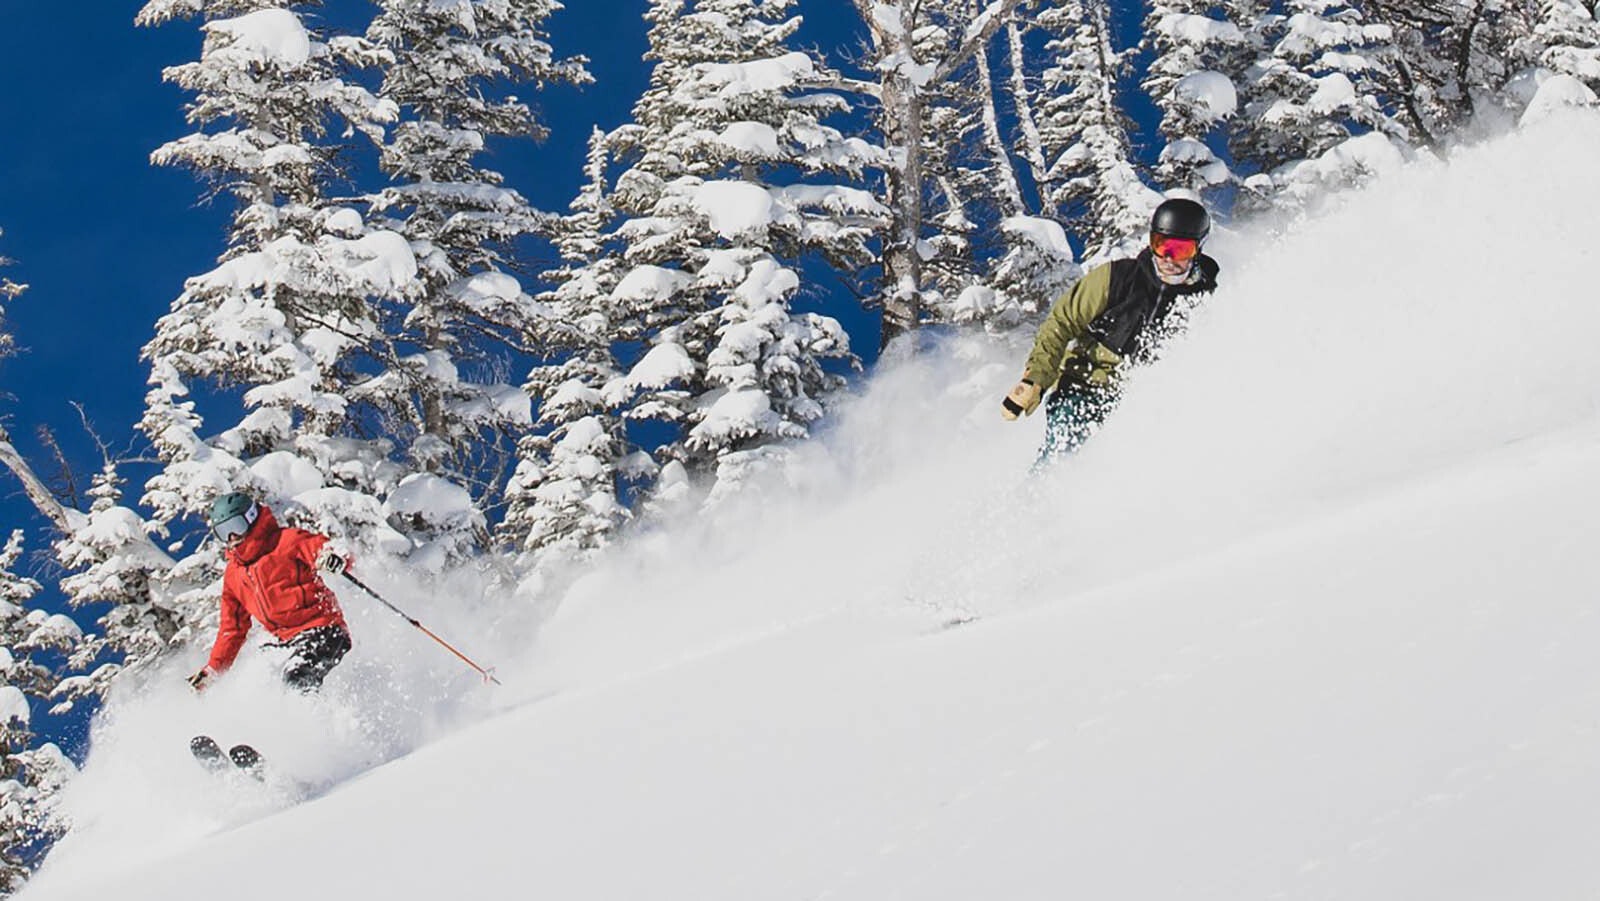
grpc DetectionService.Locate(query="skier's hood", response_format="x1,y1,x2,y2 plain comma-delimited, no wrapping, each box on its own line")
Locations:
226,503,284,566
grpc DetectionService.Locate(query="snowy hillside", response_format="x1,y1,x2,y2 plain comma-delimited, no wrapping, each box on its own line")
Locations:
20,114,1600,900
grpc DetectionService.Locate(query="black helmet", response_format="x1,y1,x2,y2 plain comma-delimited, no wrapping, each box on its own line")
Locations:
1150,198,1211,241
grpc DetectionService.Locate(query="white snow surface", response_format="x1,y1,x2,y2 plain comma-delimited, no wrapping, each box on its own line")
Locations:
22,113,1600,900
1522,73,1599,126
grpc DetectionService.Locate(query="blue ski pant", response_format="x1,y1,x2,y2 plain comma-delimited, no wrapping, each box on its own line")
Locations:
1033,382,1120,469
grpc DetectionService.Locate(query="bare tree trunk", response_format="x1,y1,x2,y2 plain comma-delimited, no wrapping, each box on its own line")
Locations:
1007,20,1052,215
0,427,72,533
880,71,926,351
976,39,1024,216
866,0,1028,352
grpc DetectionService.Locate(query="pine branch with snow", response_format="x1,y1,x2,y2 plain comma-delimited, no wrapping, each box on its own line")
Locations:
1142,0,1248,192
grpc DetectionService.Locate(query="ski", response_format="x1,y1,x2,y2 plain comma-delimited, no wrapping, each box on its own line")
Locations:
190,734,266,781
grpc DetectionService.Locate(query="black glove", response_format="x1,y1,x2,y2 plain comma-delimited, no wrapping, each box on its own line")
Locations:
188,667,213,692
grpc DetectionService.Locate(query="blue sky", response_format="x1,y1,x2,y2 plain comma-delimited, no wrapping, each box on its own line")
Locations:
0,1,1154,755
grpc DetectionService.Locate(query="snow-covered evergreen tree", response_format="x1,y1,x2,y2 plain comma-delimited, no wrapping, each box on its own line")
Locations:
0,260,85,889
504,128,638,565
362,0,590,564
1232,0,1405,212
1036,0,1158,262
1142,0,1248,192
51,462,199,702
137,1,424,551
580,0,882,505
0,533,81,894
915,10,994,321
1535,0,1600,88
1362,0,1542,144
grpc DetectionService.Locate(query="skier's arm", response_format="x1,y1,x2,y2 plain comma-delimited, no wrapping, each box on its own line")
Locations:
205,585,252,674
1022,263,1112,390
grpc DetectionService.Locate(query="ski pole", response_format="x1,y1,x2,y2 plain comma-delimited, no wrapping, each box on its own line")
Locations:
340,571,502,686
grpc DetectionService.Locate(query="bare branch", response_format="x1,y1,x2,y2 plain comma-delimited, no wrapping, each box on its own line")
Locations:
35,425,81,511
933,0,1026,84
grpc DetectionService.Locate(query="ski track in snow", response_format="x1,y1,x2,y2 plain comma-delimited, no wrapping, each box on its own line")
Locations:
20,112,1600,900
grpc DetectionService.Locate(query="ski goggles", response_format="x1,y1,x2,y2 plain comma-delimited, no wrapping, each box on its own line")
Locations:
211,501,260,544
1151,234,1201,263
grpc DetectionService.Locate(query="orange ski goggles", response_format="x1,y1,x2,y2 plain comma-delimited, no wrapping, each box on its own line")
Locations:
1151,233,1201,263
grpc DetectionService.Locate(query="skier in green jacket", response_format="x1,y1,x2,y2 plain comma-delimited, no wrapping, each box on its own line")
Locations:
1001,198,1220,465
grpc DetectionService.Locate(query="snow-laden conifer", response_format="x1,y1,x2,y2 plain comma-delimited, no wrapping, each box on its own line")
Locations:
0,242,193,705
914,12,994,322
1036,0,1158,262
0,531,78,897
137,1,424,551
1232,0,1405,213
1142,0,1248,192
586,0,883,506
1529,0,1600,104
50,462,201,704
1362,0,1542,144
504,129,637,565
363,0,590,564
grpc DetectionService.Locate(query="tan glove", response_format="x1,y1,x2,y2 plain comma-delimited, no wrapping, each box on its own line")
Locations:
1000,378,1042,420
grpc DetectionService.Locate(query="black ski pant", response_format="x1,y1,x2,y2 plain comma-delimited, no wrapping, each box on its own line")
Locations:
281,624,351,693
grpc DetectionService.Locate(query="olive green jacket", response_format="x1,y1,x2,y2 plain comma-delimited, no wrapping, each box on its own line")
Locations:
1023,251,1219,390
1022,264,1122,389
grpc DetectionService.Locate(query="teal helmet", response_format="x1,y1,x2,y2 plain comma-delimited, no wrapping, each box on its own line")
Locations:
209,492,260,542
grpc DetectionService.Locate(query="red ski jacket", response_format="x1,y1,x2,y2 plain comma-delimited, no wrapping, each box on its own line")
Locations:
205,505,350,673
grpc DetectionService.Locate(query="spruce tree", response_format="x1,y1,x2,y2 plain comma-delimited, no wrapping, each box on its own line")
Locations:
364,0,591,564
504,128,637,565
1535,0,1600,90
582,0,878,507
0,258,81,894
1232,0,1404,212
1362,0,1543,144
0,532,79,896
137,1,422,548
1142,0,1248,192
1037,0,1156,261
848,0,1027,348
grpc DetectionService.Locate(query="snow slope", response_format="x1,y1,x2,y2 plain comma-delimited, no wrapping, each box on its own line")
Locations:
21,113,1600,900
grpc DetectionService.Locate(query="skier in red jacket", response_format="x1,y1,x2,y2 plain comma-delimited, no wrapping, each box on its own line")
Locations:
188,493,353,693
